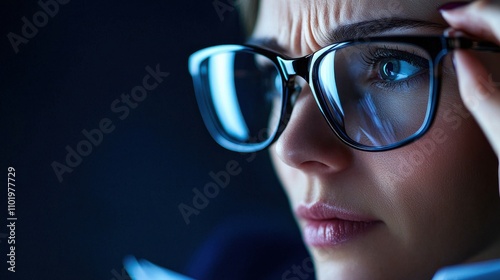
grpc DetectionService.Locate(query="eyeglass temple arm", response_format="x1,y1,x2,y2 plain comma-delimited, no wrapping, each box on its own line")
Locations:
447,37,500,52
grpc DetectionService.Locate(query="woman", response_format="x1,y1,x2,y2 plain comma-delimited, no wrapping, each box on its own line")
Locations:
189,0,500,279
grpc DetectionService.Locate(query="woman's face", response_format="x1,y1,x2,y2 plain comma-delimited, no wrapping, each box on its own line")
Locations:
252,0,500,279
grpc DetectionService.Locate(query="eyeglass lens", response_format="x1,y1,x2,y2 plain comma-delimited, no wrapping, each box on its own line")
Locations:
317,42,433,147
200,51,283,144
198,42,434,148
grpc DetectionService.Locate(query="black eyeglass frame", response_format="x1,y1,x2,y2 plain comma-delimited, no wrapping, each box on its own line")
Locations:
189,34,500,152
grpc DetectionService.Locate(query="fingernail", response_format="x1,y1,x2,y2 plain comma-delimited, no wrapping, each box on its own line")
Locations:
438,1,471,11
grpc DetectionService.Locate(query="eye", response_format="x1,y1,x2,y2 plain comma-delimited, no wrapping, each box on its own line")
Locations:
379,58,422,81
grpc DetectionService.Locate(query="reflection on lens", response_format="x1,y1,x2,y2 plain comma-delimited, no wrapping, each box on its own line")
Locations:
201,50,283,145
317,42,432,147
208,52,249,141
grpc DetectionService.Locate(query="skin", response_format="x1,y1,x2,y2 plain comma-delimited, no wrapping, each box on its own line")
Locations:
251,0,500,279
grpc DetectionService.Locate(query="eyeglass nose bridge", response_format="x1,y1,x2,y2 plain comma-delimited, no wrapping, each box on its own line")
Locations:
274,51,350,151
268,56,314,143
277,56,311,81
277,56,313,107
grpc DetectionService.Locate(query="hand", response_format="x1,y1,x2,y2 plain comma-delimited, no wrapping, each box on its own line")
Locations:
440,0,500,192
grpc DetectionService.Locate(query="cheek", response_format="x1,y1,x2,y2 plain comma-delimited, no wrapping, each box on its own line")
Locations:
366,84,500,257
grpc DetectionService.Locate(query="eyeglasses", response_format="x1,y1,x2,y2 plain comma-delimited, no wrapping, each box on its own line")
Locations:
189,33,500,152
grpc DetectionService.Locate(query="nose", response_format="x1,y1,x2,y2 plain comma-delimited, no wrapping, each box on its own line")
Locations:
272,82,353,175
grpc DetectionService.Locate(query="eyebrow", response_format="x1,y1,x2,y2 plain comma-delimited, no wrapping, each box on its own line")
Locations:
247,17,446,53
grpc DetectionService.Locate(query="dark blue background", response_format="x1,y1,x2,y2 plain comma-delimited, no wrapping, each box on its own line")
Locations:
1,0,309,279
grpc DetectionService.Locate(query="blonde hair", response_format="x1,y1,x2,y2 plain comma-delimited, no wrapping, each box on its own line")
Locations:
238,0,260,36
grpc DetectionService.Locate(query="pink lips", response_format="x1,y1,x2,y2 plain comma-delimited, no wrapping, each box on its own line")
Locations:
296,203,380,247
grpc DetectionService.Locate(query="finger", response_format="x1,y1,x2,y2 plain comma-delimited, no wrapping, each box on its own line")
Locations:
440,0,500,44
454,50,500,156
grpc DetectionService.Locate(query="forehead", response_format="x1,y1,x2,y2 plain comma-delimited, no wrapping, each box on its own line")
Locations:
252,0,450,55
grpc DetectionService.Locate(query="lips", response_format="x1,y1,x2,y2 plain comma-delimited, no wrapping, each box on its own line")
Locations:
296,203,380,247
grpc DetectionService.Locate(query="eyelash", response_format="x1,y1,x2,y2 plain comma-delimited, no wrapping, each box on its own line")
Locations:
361,47,429,90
